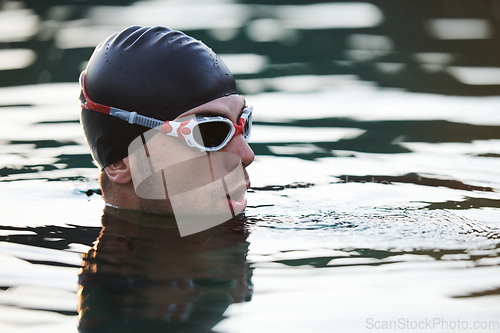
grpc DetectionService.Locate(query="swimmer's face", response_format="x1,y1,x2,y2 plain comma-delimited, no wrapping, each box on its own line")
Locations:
128,95,254,216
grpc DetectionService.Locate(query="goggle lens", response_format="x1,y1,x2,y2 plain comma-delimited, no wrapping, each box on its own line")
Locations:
191,107,252,150
193,121,233,148
243,111,252,141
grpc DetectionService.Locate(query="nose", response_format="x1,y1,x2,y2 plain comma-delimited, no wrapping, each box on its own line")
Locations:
224,134,255,169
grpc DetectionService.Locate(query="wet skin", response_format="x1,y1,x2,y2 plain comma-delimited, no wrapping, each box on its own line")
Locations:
127,95,255,216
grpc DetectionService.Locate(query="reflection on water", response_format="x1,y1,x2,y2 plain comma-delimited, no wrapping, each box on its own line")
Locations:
2,0,500,94
78,208,252,332
0,0,500,332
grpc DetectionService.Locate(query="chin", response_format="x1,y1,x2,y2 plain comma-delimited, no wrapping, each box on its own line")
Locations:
228,193,247,215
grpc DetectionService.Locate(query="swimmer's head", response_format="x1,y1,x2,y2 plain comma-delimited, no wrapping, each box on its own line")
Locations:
79,25,238,169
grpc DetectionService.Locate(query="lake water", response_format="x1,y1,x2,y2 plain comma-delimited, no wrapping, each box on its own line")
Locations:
1,1,500,332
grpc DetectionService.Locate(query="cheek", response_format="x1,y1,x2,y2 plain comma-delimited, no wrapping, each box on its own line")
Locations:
219,135,254,169
128,131,208,199
223,151,243,171
146,134,205,172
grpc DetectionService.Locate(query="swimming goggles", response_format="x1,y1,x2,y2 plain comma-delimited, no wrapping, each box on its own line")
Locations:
80,73,252,152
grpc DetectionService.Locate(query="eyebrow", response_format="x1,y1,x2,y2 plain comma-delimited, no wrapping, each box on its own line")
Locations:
195,98,247,120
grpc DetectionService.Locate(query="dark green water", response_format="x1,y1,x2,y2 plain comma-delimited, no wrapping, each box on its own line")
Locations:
0,1,499,332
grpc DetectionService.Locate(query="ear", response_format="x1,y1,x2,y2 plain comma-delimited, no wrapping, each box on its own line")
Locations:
104,157,132,184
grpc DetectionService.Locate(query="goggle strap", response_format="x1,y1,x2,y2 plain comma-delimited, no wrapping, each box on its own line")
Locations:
132,113,164,129
81,71,252,150
81,72,162,130
81,73,111,115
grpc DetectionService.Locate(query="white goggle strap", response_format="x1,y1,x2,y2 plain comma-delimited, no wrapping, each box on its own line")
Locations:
160,117,198,148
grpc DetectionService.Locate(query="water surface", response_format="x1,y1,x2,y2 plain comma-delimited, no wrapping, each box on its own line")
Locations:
1,1,500,332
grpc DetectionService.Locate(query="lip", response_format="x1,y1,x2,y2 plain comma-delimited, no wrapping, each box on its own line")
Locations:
226,169,250,199
226,181,249,214
227,182,248,200
244,170,251,190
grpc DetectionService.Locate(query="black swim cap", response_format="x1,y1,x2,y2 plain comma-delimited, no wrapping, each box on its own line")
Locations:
80,26,238,169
